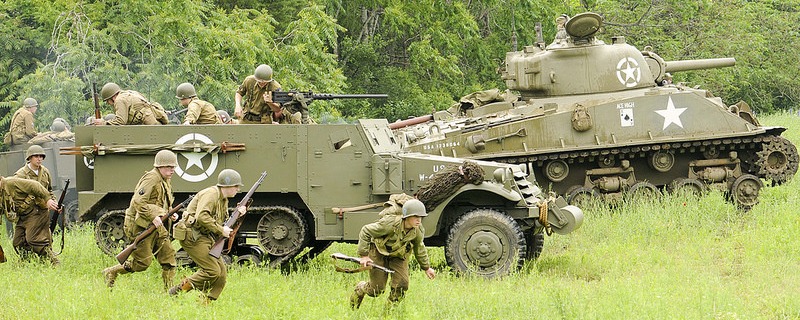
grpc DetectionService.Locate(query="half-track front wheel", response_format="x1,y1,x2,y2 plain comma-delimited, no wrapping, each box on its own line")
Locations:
256,206,308,258
445,209,525,278
94,210,130,256
524,232,544,260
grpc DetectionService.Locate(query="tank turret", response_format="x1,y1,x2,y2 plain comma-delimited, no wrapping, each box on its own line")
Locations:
395,12,798,210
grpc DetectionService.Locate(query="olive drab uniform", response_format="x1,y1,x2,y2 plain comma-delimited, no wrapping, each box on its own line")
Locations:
354,197,431,305
123,168,177,275
27,130,75,145
172,186,230,300
0,176,55,262
105,90,169,125
235,75,282,124
4,107,37,145
184,98,222,125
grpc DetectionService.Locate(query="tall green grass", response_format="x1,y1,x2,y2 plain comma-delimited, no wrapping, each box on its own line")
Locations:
1,113,799,319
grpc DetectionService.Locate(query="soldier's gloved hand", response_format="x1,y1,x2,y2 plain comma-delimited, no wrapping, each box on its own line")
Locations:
236,206,247,215
46,199,59,211
152,216,163,228
359,256,373,268
222,226,233,238
171,212,179,221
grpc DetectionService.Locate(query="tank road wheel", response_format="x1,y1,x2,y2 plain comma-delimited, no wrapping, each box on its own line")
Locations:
94,210,130,256
524,232,545,260
544,160,569,182
256,206,309,259
648,150,675,172
755,136,799,185
669,178,707,197
567,187,600,207
445,209,525,278
728,174,763,210
627,181,660,202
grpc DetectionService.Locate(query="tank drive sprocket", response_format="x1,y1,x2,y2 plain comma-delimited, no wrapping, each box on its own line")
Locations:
94,210,130,256
753,136,799,185
256,206,309,259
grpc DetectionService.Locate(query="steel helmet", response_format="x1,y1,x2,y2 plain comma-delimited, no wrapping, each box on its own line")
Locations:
217,169,244,187
401,199,428,218
23,98,39,108
153,150,178,167
254,64,273,82
217,110,231,124
50,120,67,132
175,82,197,99
100,82,121,101
26,145,46,160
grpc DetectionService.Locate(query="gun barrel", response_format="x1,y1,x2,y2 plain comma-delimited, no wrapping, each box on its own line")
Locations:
312,93,388,100
665,58,735,73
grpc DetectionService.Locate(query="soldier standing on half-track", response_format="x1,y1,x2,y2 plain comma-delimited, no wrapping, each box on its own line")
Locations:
3,98,40,146
93,82,169,126
102,150,178,291
6,145,60,264
175,82,222,125
169,169,242,303
349,198,436,309
234,64,283,124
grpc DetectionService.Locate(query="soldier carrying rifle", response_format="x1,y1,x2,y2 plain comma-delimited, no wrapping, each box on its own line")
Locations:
101,150,179,290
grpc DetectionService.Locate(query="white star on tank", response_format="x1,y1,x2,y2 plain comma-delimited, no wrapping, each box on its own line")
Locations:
655,96,687,129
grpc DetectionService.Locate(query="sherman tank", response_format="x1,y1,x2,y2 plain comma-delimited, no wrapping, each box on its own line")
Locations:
67,120,583,278
392,12,798,209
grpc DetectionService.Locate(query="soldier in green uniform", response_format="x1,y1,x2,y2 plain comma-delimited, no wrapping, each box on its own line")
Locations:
234,64,282,124
349,198,436,309
10,145,60,264
169,169,244,302
28,119,75,145
175,82,222,125
93,82,169,126
101,150,178,291
3,98,40,145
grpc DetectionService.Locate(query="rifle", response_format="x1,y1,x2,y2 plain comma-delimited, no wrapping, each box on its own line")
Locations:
272,90,388,124
331,252,394,274
166,107,189,116
49,179,71,233
209,171,267,259
115,194,195,265
92,83,101,120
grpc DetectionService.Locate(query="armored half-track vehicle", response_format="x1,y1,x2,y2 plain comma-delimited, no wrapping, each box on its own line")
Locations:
70,120,583,277
393,12,798,209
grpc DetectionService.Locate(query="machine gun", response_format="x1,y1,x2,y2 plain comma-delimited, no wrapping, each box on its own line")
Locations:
272,90,388,124
115,194,195,264
209,171,267,258
166,107,189,124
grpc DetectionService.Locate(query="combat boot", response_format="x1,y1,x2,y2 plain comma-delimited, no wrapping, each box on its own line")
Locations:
102,264,128,288
44,247,60,267
162,268,176,291
349,281,367,309
168,278,193,296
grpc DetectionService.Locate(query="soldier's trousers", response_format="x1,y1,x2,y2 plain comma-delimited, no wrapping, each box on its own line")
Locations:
364,245,410,302
13,208,52,257
127,226,176,272
180,235,227,300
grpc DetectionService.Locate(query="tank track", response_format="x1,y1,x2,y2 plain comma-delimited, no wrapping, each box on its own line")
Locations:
497,133,798,189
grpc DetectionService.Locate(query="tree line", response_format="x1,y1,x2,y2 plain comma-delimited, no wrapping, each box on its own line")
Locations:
1,0,798,135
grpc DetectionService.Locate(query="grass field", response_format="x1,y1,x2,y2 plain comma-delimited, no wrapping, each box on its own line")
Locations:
1,113,799,319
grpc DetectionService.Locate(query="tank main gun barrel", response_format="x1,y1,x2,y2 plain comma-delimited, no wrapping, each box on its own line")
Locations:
665,58,735,72
388,114,434,130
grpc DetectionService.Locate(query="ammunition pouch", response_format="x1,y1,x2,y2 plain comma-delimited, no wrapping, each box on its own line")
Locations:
172,221,187,241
